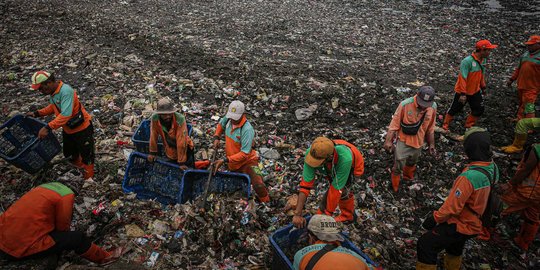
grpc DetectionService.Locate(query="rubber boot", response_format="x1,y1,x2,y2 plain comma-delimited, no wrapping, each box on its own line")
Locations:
71,155,84,168
514,222,540,251
442,114,453,131
334,195,355,223
501,133,528,154
80,243,111,263
444,254,463,270
416,261,437,270
403,165,416,181
464,115,478,128
194,160,211,169
82,163,94,180
391,173,401,192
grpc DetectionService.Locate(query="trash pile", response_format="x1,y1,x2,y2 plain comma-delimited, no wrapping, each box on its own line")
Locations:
1,0,540,269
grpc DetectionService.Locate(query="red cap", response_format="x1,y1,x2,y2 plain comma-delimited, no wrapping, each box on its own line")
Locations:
475,40,498,50
525,35,540,45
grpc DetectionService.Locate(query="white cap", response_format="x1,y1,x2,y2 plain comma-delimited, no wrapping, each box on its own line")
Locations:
225,100,245,120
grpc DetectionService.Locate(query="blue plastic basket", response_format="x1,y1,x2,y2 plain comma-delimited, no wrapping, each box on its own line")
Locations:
131,119,193,155
0,115,61,174
269,216,381,270
122,151,184,204
179,169,251,203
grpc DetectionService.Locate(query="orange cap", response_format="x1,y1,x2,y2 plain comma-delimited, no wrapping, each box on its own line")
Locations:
475,40,498,50
305,137,335,167
525,35,540,45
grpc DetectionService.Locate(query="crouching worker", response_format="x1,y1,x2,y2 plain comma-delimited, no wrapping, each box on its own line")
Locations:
0,182,121,264
148,98,210,169
293,137,364,226
416,128,498,270
293,215,374,270
212,100,270,202
27,71,95,179
499,143,540,251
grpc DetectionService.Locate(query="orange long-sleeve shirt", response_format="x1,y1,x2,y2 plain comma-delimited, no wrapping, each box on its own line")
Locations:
454,53,487,95
510,50,540,91
434,161,496,235
149,113,194,164
0,182,74,258
37,81,91,134
388,96,437,149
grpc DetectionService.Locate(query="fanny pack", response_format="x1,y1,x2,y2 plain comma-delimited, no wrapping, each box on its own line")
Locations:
400,113,426,135
66,109,85,129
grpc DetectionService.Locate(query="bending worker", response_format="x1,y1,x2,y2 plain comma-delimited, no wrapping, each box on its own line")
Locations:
506,35,540,120
148,98,195,169
384,86,436,192
0,182,121,264
293,215,375,270
27,71,95,179
293,137,364,226
500,143,540,251
416,128,498,270
212,100,270,202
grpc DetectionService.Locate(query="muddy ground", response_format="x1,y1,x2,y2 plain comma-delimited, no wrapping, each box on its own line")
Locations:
1,0,539,269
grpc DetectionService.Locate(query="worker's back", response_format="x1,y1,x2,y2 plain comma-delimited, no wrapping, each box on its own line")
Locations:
0,182,74,258
293,242,373,270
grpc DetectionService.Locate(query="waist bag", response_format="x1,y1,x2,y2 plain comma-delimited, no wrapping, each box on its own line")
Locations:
401,113,426,135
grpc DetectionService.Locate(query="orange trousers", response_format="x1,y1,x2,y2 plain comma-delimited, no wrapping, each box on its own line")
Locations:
517,89,539,120
501,188,540,224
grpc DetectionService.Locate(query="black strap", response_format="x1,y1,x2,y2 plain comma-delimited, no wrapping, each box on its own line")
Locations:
305,244,338,270
471,165,498,185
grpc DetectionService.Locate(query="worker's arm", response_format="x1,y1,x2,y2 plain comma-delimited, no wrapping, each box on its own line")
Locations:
55,194,75,231
433,175,473,224
148,117,160,156
176,120,189,164
460,58,473,95
425,109,436,154
37,104,55,117
384,104,403,151
510,149,538,186
293,164,316,228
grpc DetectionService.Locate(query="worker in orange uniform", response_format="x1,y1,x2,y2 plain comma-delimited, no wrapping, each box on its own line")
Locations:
212,100,270,202
499,143,540,251
292,137,364,227
0,182,121,264
26,71,94,179
442,40,498,132
292,215,375,270
147,98,197,169
384,86,437,192
416,128,498,270
506,35,540,120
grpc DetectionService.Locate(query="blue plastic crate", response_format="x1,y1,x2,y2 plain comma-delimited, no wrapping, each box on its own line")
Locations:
122,151,184,204
0,115,61,174
269,216,381,270
180,169,251,203
131,119,193,155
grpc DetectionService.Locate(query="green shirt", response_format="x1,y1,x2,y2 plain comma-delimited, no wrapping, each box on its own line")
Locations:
302,145,353,190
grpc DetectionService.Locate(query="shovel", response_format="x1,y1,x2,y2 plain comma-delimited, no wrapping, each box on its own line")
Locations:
197,147,218,210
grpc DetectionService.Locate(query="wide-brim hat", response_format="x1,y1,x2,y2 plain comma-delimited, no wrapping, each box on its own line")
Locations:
155,98,177,114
